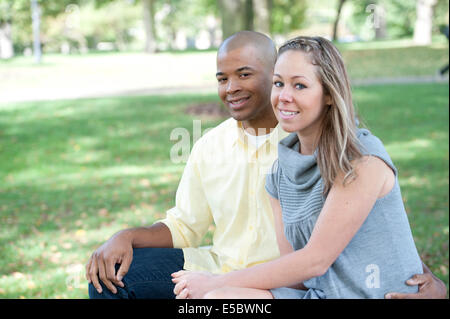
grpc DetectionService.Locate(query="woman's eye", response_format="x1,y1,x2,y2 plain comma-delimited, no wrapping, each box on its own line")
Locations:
273,81,283,88
295,83,306,90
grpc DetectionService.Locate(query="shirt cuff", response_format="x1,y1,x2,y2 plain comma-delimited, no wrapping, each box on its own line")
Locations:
154,213,190,248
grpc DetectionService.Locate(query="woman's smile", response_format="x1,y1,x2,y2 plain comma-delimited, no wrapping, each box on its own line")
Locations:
279,109,299,119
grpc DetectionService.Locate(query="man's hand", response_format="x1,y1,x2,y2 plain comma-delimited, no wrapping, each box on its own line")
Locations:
172,270,219,299
385,267,447,299
85,230,134,294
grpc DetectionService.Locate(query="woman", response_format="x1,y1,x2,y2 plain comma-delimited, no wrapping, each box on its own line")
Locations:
172,36,423,299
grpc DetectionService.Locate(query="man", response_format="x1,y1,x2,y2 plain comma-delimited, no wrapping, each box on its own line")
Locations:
86,31,446,299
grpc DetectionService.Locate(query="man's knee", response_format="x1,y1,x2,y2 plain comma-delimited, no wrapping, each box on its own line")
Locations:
88,248,184,299
88,282,113,299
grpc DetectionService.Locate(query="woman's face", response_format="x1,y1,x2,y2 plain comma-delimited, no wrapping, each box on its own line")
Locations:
271,50,330,137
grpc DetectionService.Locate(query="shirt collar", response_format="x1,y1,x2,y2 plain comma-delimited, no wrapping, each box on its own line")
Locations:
230,118,287,148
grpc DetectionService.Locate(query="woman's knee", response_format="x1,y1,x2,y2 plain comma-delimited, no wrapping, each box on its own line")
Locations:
203,287,235,299
203,287,274,299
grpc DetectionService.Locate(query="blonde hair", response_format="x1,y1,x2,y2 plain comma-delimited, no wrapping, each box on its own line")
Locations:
278,36,362,194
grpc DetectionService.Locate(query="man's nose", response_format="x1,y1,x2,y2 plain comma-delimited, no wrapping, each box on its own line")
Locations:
226,79,241,94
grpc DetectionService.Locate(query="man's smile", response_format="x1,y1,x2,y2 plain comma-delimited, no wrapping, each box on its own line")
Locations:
227,96,250,109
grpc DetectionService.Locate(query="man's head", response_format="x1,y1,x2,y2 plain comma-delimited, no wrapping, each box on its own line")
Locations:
216,31,277,126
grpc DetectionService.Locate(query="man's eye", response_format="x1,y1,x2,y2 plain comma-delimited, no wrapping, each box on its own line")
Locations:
217,78,227,83
239,73,250,78
295,83,306,90
273,81,283,87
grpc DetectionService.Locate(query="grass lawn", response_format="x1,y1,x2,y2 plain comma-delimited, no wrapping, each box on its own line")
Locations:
0,82,448,298
341,43,448,79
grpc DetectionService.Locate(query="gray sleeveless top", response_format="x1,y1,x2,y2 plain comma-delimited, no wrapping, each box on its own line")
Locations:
265,128,423,299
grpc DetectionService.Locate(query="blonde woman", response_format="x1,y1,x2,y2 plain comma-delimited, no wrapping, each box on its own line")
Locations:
172,36,424,299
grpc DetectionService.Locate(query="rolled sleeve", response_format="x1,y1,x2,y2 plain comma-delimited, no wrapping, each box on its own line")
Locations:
159,207,204,248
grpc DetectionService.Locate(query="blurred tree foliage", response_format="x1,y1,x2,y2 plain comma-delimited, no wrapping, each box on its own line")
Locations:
154,0,217,50
218,0,307,40
345,0,448,40
0,0,83,53
270,0,307,34
1,0,448,57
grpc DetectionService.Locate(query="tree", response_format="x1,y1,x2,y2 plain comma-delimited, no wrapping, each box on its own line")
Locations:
346,0,417,40
332,0,388,41
153,0,217,50
92,0,157,52
366,2,387,39
253,0,271,35
217,0,273,40
216,0,306,39
31,0,41,63
270,0,307,35
0,0,24,59
142,0,156,52
332,0,347,41
0,0,82,59
218,0,247,39
95,0,215,52
413,0,438,45
0,4,14,58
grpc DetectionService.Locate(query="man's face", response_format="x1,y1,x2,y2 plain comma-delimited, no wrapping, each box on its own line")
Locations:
216,45,273,122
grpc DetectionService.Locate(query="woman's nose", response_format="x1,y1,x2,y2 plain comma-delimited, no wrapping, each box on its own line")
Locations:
278,87,293,103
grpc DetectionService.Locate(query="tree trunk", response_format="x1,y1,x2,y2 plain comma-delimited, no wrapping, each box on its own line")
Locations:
0,21,14,59
143,0,157,53
374,4,387,39
245,0,254,31
413,0,437,45
31,0,42,63
253,0,271,35
218,0,247,40
332,0,346,41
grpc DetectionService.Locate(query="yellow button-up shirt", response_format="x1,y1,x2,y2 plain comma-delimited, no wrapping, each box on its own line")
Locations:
158,118,288,273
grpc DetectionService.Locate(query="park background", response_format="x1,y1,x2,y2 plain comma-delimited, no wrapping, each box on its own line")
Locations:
0,0,448,298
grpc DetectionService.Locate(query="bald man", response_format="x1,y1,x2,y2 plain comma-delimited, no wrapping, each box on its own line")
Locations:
87,31,446,299
86,31,285,299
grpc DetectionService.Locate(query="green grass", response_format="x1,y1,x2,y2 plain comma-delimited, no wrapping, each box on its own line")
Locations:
0,82,448,298
354,83,449,292
341,43,448,79
0,93,223,298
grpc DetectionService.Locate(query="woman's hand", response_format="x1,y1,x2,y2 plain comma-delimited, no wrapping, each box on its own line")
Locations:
172,270,221,299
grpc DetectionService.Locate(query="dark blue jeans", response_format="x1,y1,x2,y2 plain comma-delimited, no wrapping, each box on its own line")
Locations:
88,247,184,299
